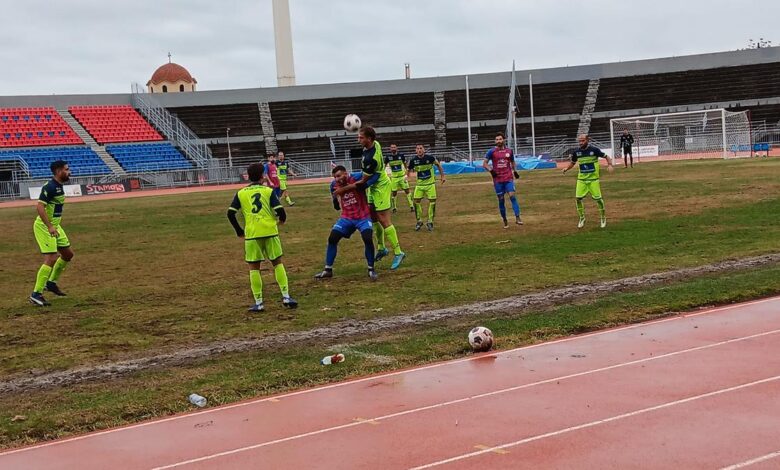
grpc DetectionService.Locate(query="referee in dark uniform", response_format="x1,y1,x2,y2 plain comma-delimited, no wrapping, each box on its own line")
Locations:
620,129,635,168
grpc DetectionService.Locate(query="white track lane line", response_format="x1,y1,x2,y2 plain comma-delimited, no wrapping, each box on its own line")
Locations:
411,375,780,470
1,295,777,458
150,327,780,469
720,451,780,469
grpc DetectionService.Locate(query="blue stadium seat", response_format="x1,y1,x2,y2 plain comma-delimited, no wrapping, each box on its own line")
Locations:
0,146,111,178
105,142,193,172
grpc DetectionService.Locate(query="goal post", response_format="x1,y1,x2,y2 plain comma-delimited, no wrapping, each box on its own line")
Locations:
609,109,752,162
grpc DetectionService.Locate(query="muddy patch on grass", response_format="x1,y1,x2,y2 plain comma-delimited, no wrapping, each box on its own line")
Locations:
1,253,778,394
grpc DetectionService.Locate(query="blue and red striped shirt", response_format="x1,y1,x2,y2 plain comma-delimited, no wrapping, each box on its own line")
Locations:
485,147,514,183
330,173,371,220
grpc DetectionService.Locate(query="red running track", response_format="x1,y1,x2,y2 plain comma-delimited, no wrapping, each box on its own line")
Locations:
3,297,780,469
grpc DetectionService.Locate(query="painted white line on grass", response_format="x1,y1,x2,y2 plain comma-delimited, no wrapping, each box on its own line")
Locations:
1,295,777,458
720,451,780,470
150,327,780,469
410,375,780,470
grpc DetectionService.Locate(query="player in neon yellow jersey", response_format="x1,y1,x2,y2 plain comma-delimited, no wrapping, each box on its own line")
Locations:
384,144,414,213
333,126,405,270
227,163,298,312
562,134,614,229
407,144,445,231
276,150,297,206
29,160,74,307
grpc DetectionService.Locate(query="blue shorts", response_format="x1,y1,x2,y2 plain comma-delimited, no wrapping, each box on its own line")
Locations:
333,218,373,238
273,187,283,199
494,181,516,196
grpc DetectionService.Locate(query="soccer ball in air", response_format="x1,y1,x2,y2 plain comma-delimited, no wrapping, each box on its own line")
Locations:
343,114,362,133
468,326,494,352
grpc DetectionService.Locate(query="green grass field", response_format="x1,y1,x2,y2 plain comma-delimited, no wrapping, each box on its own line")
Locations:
1,158,779,447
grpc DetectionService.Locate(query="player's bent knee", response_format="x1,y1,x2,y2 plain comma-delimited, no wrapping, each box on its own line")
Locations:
270,257,283,266
328,230,344,245
359,229,374,244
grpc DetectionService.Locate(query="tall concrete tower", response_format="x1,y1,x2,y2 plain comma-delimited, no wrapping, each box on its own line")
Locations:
272,0,296,87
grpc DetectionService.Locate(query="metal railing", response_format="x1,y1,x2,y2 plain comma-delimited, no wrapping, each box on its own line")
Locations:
0,154,30,179
131,88,214,168
3,122,779,201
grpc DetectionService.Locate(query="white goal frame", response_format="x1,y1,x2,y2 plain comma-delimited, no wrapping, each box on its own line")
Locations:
609,109,752,161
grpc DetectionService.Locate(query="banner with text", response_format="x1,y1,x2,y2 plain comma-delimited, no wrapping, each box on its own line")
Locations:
28,184,83,200
82,182,130,195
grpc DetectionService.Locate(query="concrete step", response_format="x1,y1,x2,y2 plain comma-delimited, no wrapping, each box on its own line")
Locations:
257,102,277,154
56,109,126,177
576,78,601,136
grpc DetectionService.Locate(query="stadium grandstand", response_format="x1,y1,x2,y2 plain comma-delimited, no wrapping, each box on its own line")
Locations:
1,46,780,199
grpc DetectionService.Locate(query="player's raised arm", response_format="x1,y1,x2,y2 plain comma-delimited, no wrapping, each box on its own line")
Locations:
329,180,341,211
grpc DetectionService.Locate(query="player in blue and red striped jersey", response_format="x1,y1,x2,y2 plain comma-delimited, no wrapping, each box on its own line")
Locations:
314,165,378,281
483,132,522,228
263,154,283,200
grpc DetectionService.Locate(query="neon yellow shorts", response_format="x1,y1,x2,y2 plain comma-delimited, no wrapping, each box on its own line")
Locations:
34,221,70,254
390,176,409,192
576,179,602,199
367,179,392,212
413,184,437,200
245,236,283,263
279,179,288,191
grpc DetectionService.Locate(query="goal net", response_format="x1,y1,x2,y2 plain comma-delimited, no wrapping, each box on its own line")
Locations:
609,109,751,161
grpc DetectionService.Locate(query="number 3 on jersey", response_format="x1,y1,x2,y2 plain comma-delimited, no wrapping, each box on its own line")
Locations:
251,193,263,213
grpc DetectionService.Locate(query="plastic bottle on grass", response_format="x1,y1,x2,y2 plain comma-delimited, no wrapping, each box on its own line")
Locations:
321,353,345,365
189,393,207,407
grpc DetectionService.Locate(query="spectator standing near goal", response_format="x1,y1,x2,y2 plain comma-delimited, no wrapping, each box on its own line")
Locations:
563,134,614,229
620,129,635,168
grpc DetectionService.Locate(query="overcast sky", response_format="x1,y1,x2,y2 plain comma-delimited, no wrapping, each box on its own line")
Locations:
0,0,777,96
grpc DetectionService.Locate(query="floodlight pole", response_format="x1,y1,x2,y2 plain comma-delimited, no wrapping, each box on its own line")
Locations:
226,128,232,167
529,73,536,157
466,75,473,163
512,106,518,156
272,0,296,86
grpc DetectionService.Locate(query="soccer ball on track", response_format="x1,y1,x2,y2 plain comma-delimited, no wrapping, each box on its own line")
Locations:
468,326,494,352
343,114,362,133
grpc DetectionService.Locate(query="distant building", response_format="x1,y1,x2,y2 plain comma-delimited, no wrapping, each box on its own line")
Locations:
147,57,197,93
